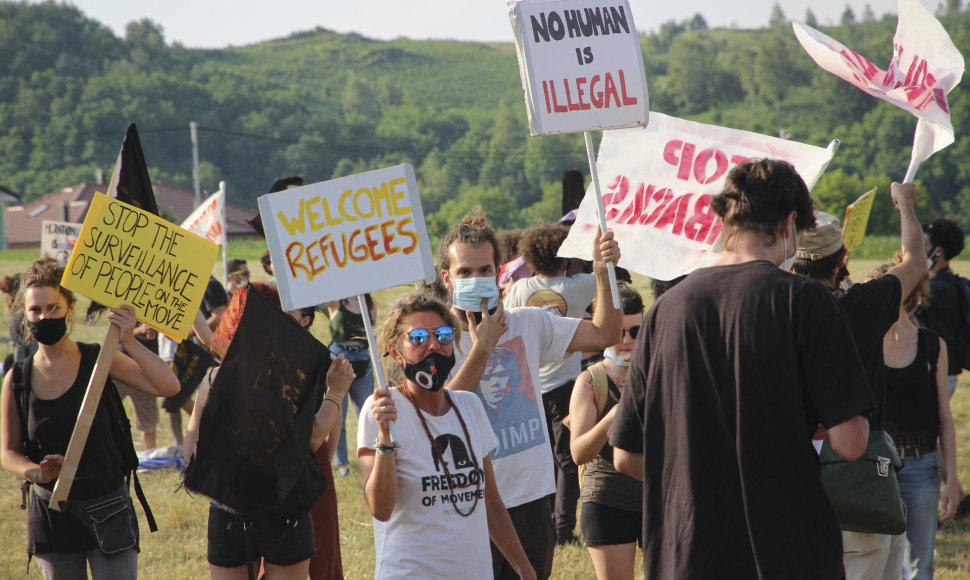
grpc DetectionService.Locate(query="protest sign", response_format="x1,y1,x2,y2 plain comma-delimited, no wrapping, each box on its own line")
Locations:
508,0,649,136
842,188,877,255
793,0,964,181
558,112,837,281
182,185,226,246
61,192,219,341
40,220,82,266
258,164,435,312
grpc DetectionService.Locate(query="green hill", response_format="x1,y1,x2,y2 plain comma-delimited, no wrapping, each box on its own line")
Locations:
2,1,969,235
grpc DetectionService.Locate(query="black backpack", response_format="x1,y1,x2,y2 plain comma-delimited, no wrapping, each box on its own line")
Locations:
11,345,157,532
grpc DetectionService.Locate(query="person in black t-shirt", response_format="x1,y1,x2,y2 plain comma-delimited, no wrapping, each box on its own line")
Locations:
793,183,925,580
610,159,873,580
917,218,966,397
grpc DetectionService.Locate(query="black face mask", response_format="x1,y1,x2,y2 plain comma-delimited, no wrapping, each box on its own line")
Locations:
28,317,68,345
402,351,456,392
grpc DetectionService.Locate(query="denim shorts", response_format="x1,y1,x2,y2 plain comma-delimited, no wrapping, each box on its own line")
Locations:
206,506,315,568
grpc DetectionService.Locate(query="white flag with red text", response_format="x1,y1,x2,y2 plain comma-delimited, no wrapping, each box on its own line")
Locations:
557,112,835,281
181,187,226,246
793,0,964,172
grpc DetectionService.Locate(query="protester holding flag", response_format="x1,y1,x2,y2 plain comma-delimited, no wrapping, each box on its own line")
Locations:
358,290,535,580
184,282,355,580
0,255,179,579
568,282,643,580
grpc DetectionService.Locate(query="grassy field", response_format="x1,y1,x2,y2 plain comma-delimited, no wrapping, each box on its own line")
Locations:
3,241,970,578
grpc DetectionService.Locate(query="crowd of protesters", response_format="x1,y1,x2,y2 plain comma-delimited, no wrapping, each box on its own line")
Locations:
3,159,970,580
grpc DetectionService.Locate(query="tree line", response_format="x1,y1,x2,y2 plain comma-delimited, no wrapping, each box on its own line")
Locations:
2,1,969,236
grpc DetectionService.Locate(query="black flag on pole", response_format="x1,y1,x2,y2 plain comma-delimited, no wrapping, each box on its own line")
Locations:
183,288,330,514
86,123,162,322
107,123,160,215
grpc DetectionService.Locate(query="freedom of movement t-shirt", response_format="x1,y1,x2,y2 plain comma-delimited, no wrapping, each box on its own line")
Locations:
359,389,498,580
610,261,875,580
452,307,580,508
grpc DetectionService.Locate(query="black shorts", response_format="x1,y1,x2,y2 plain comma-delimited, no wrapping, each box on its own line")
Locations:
580,502,642,547
206,505,315,568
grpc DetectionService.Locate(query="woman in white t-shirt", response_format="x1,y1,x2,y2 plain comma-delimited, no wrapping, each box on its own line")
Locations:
359,290,535,580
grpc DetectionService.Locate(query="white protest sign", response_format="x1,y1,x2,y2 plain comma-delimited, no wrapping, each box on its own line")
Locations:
258,164,436,311
40,220,82,266
558,112,837,281
793,0,964,180
509,0,649,136
181,187,226,246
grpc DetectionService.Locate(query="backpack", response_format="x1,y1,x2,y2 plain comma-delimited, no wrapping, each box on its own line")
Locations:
562,361,609,488
12,345,157,532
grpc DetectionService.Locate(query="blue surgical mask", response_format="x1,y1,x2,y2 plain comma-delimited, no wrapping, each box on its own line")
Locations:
603,347,630,367
452,277,499,312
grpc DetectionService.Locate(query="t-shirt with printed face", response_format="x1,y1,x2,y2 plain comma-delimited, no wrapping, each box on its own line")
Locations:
609,261,875,580
452,307,580,509
504,273,596,393
359,389,497,580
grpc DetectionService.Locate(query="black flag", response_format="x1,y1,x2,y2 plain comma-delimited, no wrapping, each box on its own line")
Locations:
183,289,331,514
87,123,162,322
107,123,160,215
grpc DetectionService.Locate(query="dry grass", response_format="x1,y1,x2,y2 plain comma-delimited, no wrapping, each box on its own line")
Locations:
0,248,969,578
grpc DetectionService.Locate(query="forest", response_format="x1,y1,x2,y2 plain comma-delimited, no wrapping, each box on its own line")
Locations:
2,1,970,237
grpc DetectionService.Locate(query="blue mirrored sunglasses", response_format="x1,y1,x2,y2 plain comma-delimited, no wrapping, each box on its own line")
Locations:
406,326,455,346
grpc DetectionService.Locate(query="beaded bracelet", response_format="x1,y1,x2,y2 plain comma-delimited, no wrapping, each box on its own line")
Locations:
373,440,400,455
324,394,342,410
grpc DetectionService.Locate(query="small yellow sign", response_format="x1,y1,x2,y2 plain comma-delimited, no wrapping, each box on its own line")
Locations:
61,192,219,340
842,188,876,255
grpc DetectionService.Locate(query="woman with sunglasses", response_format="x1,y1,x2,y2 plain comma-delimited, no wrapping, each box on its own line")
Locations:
358,290,535,580
568,283,644,580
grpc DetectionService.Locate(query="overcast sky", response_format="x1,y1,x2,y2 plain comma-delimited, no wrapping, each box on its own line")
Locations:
43,0,938,48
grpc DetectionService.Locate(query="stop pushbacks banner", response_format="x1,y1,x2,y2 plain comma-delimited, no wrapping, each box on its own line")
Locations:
557,112,836,281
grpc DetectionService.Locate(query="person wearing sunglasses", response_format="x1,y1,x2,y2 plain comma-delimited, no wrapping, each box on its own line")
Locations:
437,212,621,580
568,283,643,580
358,290,535,580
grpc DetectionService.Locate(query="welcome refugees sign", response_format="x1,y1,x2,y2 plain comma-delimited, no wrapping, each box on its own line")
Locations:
509,0,649,136
61,192,219,341
259,164,436,311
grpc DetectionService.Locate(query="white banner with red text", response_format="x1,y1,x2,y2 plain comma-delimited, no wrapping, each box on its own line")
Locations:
557,112,836,281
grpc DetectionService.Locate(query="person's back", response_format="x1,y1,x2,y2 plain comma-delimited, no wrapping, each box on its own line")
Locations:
633,262,871,578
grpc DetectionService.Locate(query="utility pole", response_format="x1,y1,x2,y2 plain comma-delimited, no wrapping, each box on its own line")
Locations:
191,121,201,209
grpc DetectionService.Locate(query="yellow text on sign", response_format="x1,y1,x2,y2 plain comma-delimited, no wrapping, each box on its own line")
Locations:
61,192,219,341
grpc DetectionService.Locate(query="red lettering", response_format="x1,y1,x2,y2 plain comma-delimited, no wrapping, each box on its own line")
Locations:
285,242,310,280
683,195,718,242
549,81,568,113
348,230,369,262
542,81,553,114
614,183,645,224
603,72,620,108
576,77,591,110
397,218,419,255
380,220,400,255
603,175,630,221
589,75,603,108
364,223,386,261
639,188,673,225
692,148,729,184
619,70,637,106
663,140,695,182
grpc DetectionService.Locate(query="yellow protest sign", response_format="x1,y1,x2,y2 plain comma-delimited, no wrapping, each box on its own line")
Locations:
842,188,876,255
61,192,219,340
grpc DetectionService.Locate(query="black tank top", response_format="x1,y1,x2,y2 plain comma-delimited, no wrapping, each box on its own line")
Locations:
27,342,125,499
884,329,940,450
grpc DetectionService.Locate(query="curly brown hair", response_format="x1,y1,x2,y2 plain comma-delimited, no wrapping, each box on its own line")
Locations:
498,229,524,261
521,224,570,277
436,208,502,275
377,289,462,384
710,159,816,249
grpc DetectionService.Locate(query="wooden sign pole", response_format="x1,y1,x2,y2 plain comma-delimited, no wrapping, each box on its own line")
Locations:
48,324,120,511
